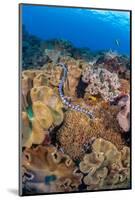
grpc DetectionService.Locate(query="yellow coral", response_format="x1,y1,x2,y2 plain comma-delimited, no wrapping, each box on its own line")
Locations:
79,138,130,190
33,101,54,129
22,111,48,148
31,86,64,126
92,138,121,166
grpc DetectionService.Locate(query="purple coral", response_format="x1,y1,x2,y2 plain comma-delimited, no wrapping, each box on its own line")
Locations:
82,66,121,101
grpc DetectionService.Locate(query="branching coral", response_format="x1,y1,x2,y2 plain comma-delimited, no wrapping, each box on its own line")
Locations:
22,145,82,193
82,66,121,101
79,138,130,190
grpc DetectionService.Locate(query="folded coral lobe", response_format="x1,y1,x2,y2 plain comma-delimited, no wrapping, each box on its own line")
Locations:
20,5,131,195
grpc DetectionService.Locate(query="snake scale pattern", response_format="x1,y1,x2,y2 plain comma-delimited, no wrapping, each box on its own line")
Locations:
58,63,93,118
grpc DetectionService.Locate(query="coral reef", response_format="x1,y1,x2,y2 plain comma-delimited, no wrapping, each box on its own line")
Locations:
116,95,130,132
21,28,131,194
22,25,48,69
96,50,130,78
79,138,130,190
44,49,61,64
22,110,49,148
22,145,82,193
64,62,82,97
57,111,92,160
30,86,64,126
57,110,125,160
82,66,121,101
119,79,130,94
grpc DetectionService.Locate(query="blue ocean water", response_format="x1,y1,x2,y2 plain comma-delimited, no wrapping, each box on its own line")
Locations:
22,5,130,55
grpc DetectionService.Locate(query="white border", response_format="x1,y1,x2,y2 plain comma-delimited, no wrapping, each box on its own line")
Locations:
0,0,134,199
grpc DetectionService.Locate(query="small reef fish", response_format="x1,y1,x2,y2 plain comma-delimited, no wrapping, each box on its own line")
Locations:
115,39,120,47
88,95,97,101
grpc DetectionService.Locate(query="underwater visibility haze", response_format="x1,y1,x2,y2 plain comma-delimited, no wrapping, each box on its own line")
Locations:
20,4,131,196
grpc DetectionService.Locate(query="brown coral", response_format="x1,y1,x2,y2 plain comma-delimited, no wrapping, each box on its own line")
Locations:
64,63,82,97
57,110,125,160
31,86,64,126
119,79,130,94
79,138,130,190
116,95,130,132
33,73,49,87
22,145,82,193
22,111,48,148
57,111,92,160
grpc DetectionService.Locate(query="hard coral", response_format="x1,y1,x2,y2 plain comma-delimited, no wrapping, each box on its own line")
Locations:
82,66,121,101
57,110,125,160
57,111,91,160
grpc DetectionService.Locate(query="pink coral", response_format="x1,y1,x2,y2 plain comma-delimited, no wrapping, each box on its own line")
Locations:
117,95,130,132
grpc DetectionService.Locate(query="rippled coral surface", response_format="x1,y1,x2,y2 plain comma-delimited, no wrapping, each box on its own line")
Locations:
21,34,131,195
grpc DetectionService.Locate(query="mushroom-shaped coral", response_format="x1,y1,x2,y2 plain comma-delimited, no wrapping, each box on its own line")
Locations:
64,62,82,97
79,152,104,175
31,86,64,126
22,111,48,148
49,65,62,87
32,101,54,129
85,167,108,190
92,138,121,166
79,138,130,190
33,73,49,87
21,74,32,110
22,145,82,193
